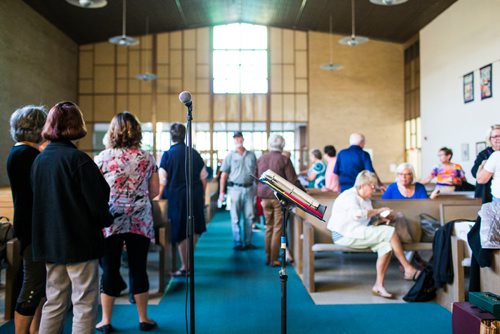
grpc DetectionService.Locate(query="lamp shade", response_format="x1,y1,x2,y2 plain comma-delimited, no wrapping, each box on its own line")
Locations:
369,0,408,5
66,0,107,8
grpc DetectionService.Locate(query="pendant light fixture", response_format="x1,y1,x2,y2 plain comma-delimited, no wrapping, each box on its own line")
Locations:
66,0,107,8
339,0,369,46
320,15,343,71
136,17,157,81
109,0,139,47
370,0,408,5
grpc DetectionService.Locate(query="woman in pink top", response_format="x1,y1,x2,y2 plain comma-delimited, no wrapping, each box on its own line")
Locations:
322,145,338,192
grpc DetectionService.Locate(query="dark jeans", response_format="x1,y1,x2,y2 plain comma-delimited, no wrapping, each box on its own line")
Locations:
100,233,150,297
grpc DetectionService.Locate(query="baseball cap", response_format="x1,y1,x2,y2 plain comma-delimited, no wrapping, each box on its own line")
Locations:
233,131,243,138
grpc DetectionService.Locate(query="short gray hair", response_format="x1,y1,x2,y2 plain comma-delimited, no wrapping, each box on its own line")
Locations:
354,170,378,189
349,133,365,146
10,105,47,143
268,133,285,151
395,163,416,184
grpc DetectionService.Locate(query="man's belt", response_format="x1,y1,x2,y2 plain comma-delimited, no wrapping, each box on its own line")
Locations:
228,181,253,188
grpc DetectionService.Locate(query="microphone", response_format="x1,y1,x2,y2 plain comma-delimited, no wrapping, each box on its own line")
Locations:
179,91,192,108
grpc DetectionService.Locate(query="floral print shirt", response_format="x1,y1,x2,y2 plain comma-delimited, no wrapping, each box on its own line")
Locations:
95,148,157,241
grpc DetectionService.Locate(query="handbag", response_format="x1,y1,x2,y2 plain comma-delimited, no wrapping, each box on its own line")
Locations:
420,213,440,242
0,216,14,269
403,265,436,302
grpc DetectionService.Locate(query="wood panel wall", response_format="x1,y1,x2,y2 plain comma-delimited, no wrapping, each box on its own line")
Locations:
269,28,309,122
77,26,310,155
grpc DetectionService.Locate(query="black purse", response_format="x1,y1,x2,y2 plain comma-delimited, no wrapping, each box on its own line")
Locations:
403,265,437,302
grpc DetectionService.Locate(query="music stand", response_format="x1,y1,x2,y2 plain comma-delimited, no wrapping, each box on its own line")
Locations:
258,170,327,334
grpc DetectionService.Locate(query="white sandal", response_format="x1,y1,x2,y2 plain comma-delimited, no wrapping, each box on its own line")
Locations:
372,287,394,299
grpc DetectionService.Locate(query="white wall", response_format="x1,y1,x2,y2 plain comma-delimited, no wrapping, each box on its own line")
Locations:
420,0,500,181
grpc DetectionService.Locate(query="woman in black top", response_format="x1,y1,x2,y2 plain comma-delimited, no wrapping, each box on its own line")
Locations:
471,125,500,203
7,105,47,334
31,102,113,334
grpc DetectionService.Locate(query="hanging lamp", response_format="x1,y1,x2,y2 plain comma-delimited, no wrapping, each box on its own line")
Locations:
109,0,139,47
370,0,408,6
339,0,369,46
320,15,343,71
136,17,157,81
66,0,107,8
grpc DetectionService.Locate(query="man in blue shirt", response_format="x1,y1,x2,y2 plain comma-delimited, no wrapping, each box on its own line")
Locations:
333,133,384,192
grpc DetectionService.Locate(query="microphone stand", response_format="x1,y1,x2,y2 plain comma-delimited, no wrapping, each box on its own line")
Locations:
275,192,291,334
185,101,195,334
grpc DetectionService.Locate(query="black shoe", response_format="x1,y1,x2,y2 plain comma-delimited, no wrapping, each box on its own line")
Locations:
245,244,257,250
96,324,114,333
140,320,157,331
233,245,244,251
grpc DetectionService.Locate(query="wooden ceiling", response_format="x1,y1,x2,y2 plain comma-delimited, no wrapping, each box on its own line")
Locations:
22,0,457,45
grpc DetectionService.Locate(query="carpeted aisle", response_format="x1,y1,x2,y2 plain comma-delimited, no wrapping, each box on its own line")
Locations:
1,211,451,333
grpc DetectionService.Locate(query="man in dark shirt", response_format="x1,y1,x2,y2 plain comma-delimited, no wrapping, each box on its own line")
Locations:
333,133,384,192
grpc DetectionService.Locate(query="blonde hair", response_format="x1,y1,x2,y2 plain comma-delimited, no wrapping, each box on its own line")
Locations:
354,170,378,189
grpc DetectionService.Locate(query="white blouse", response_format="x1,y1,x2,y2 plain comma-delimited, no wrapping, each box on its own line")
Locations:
327,187,373,239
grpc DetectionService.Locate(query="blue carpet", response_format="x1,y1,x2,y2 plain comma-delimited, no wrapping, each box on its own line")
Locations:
1,211,451,333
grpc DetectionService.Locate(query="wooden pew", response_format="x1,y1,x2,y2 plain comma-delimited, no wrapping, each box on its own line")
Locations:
152,199,174,294
437,234,500,311
481,250,500,294
0,189,14,222
301,220,433,293
4,239,21,321
205,180,219,223
435,236,468,310
296,196,481,293
439,203,481,224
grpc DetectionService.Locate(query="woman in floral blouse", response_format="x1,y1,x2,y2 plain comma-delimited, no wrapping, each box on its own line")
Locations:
94,112,159,333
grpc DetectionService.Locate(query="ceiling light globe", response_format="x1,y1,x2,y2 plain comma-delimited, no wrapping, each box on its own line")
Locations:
369,0,408,5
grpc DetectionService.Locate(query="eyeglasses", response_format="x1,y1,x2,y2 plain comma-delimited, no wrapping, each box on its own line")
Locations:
490,135,500,140
398,173,413,177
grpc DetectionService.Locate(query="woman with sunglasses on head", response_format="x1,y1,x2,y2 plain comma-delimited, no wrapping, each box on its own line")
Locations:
472,125,500,203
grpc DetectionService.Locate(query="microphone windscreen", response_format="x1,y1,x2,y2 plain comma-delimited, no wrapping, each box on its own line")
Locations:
179,91,192,104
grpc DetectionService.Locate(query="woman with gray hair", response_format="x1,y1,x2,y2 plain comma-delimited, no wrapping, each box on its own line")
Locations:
382,163,428,199
256,134,301,266
7,105,47,333
327,171,420,298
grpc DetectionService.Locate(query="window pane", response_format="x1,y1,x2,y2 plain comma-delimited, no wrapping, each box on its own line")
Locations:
213,23,268,94
213,23,241,49
240,23,267,49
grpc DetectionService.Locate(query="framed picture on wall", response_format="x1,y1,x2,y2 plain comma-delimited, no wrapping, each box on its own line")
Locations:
476,141,487,155
480,64,493,100
463,71,474,103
